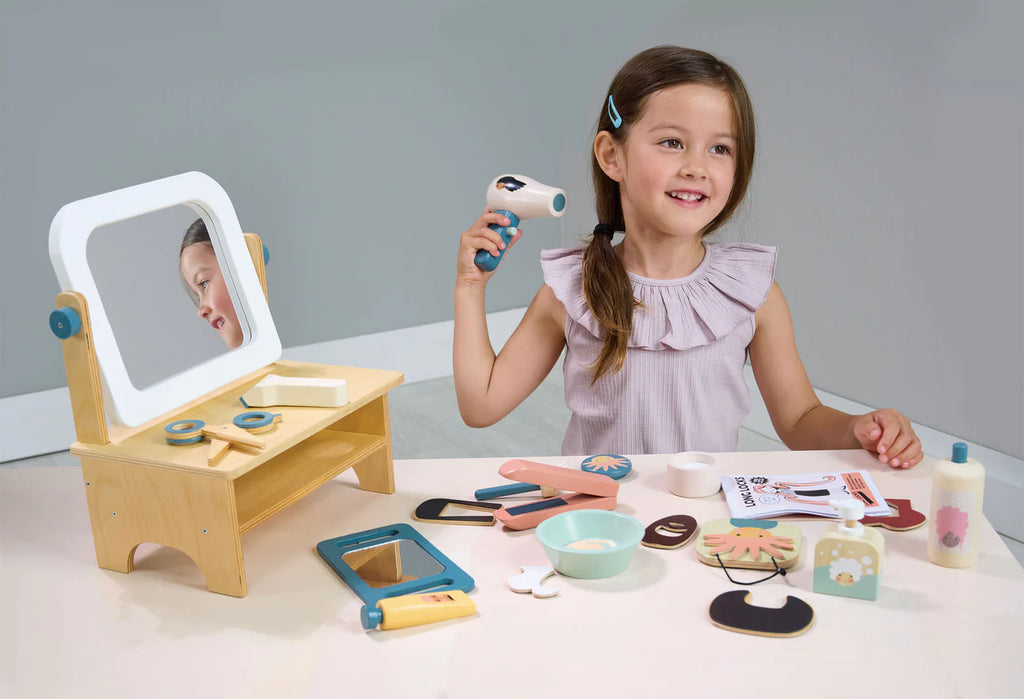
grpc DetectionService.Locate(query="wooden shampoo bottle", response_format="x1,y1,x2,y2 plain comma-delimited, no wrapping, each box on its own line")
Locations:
928,442,985,568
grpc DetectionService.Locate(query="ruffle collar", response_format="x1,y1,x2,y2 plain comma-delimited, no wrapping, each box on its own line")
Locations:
540,242,777,350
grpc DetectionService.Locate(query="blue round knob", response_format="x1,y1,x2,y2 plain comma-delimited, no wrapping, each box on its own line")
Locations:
262,243,270,265
360,605,383,630
49,307,82,339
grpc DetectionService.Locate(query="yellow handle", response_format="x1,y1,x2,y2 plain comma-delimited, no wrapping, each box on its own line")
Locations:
377,590,477,630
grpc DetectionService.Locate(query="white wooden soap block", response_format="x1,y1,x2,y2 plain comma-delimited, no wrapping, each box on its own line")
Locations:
241,374,348,408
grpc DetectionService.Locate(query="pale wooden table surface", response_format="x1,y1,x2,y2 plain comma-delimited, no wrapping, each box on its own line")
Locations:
1,450,1021,699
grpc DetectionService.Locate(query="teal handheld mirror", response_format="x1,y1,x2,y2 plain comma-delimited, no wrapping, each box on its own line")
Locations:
317,523,475,629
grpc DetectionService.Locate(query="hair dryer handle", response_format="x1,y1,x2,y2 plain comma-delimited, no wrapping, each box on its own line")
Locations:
474,210,520,272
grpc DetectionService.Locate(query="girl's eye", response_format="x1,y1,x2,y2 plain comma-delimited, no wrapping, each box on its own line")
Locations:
198,280,209,291
711,144,732,155
660,138,683,149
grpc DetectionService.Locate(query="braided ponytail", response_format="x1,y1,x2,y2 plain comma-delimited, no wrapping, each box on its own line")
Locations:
582,223,637,383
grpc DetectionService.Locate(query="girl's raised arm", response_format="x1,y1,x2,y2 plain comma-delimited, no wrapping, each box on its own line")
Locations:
748,282,923,468
453,212,567,427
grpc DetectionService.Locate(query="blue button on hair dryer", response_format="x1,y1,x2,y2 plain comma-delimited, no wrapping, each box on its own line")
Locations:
474,174,567,271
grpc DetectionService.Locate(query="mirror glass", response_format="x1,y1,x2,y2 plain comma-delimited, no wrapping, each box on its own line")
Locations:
341,539,445,589
50,172,282,427
87,204,248,390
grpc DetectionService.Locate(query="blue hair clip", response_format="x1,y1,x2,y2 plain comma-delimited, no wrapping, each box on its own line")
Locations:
607,94,622,128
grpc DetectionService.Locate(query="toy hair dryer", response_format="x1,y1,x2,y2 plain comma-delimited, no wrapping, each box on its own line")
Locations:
474,174,567,271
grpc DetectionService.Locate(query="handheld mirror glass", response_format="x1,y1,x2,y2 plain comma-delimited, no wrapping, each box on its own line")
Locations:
49,171,282,426
317,523,475,609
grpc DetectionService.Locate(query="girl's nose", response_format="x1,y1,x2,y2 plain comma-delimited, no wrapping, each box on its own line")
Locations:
679,150,708,178
197,302,211,320
680,157,707,179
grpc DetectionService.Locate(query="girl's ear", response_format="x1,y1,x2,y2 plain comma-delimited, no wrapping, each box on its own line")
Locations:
593,131,624,183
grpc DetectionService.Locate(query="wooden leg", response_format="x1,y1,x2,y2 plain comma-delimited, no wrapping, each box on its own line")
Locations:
329,394,396,495
79,456,247,597
351,445,395,494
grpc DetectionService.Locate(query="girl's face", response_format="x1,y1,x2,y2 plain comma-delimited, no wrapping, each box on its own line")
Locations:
180,242,244,349
604,83,738,240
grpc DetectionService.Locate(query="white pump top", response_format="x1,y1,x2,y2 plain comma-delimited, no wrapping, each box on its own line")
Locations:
829,498,865,536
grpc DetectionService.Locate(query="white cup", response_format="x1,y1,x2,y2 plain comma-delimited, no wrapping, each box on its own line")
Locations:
667,452,721,498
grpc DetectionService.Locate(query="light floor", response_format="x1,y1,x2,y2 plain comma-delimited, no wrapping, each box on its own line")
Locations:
6,373,1023,565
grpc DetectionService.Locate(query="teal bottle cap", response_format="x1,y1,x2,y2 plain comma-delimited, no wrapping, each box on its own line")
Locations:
952,442,968,463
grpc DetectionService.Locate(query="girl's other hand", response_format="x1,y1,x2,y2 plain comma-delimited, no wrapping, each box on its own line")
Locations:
852,409,923,469
456,208,522,286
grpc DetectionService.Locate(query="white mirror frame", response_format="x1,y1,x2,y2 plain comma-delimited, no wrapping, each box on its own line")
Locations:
49,171,282,427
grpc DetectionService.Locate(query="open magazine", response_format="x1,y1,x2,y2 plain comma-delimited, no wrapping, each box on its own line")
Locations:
720,470,890,519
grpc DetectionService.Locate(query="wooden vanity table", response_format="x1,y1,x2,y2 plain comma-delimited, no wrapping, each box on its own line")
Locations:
71,356,402,597
53,230,403,597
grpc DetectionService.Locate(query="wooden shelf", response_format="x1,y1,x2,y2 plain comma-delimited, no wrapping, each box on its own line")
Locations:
234,429,385,533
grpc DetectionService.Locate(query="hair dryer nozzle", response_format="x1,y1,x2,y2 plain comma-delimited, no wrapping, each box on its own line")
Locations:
486,174,566,221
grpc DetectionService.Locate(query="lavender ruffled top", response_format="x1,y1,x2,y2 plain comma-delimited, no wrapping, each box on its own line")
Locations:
540,242,777,456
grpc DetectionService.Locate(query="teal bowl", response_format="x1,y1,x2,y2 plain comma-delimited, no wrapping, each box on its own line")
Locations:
535,509,644,579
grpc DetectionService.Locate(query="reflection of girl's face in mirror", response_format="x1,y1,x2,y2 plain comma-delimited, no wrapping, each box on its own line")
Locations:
179,219,243,349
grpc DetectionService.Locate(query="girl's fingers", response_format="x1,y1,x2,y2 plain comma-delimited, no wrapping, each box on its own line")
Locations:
889,435,922,469
852,415,881,446
873,414,900,460
894,451,924,469
465,228,508,256
884,432,913,467
477,211,512,229
456,214,518,279
854,410,922,469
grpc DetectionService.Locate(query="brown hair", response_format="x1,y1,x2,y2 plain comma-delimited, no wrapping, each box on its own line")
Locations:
180,217,211,254
584,46,756,381
179,217,212,306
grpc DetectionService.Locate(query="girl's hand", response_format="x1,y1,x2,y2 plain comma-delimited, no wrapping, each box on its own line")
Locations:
456,208,522,286
852,409,923,469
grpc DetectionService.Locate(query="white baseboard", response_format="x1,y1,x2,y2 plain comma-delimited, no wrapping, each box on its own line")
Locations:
4,308,1020,541
0,308,526,464
0,386,78,464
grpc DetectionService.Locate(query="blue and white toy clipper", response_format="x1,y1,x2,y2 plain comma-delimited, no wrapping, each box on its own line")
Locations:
474,174,566,271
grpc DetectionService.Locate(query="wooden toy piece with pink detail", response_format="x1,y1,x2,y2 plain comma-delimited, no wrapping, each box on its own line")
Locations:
696,518,802,570
493,459,619,530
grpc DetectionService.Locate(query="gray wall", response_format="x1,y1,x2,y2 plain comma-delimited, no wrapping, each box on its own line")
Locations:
1,0,1020,458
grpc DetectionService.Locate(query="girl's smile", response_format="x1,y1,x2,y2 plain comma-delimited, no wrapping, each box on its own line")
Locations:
667,188,708,207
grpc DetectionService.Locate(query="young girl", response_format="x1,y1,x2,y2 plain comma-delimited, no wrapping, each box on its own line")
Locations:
453,46,922,468
179,218,244,349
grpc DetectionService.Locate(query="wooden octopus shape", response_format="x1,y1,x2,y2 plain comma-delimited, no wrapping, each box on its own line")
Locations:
704,526,794,560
